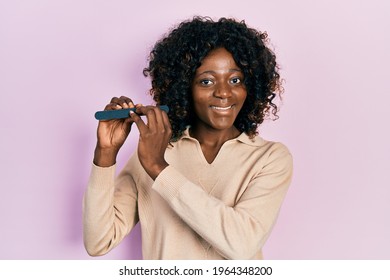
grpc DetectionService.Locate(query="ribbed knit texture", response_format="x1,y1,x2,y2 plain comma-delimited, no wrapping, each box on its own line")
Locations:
83,128,293,259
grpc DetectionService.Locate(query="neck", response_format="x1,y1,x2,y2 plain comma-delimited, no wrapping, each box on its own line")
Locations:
189,125,241,147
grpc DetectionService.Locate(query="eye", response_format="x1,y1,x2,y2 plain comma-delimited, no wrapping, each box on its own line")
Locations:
200,79,214,86
230,77,242,84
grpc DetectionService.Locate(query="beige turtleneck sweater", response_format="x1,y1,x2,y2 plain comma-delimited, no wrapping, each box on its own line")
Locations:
83,129,293,259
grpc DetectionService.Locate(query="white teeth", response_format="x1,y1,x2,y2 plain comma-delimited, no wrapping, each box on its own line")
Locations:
211,105,232,110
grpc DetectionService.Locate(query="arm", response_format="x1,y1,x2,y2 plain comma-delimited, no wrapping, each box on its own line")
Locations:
152,144,293,259
83,158,139,256
129,105,292,259
83,96,139,256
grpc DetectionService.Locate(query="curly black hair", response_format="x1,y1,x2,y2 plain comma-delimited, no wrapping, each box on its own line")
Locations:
143,16,283,140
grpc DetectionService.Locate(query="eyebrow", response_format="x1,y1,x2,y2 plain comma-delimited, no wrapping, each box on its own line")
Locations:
196,69,243,76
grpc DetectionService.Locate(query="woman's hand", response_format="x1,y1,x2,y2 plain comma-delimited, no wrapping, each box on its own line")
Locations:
130,105,172,180
93,96,136,167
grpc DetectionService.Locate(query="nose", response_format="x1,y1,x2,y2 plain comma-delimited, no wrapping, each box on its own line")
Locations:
214,82,232,100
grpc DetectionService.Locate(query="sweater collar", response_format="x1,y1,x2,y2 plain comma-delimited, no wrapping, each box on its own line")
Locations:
181,127,264,147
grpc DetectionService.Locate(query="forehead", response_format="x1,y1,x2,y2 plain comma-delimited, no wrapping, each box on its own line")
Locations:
197,48,241,72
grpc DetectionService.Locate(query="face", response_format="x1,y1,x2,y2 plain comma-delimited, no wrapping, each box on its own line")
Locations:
191,48,247,132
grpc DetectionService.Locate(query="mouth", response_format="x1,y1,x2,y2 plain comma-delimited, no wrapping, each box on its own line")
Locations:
210,105,234,111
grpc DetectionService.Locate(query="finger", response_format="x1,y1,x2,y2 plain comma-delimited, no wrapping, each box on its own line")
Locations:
145,106,158,131
110,96,134,109
161,110,172,132
118,96,132,109
124,116,135,125
136,106,159,131
135,103,143,110
110,97,121,104
119,96,134,107
129,110,148,134
108,97,124,110
104,103,122,110
122,116,134,129
152,106,166,132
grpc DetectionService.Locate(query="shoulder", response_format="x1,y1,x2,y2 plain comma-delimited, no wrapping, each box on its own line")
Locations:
243,134,293,172
260,139,293,175
264,140,292,159
239,133,291,156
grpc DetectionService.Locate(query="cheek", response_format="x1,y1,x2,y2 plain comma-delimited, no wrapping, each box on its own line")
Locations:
193,99,209,117
238,90,247,106
191,90,208,108
191,94,205,118
242,91,247,101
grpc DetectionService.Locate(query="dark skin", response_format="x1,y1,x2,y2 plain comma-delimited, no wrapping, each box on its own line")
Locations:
93,97,171,179
94,48,247,177
190,48,247,163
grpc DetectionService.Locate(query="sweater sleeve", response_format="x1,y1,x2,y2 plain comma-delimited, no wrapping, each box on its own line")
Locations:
152,144,293,260
82,158,139,256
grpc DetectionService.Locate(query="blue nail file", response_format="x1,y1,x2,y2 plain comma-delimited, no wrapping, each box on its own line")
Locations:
94,105,169,120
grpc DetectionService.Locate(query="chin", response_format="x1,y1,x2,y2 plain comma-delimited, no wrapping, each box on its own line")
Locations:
209,120,236,131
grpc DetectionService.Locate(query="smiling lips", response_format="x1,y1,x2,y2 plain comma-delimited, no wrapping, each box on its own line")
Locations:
210,105,234,111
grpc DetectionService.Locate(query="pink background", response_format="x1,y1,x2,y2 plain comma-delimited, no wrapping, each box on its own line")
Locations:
1,0,389,259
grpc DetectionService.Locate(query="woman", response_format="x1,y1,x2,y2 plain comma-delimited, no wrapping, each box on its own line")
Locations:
83,16,293,260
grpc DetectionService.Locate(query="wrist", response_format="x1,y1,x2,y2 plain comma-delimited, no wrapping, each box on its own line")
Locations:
146,161,169,180
93,146,119,167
